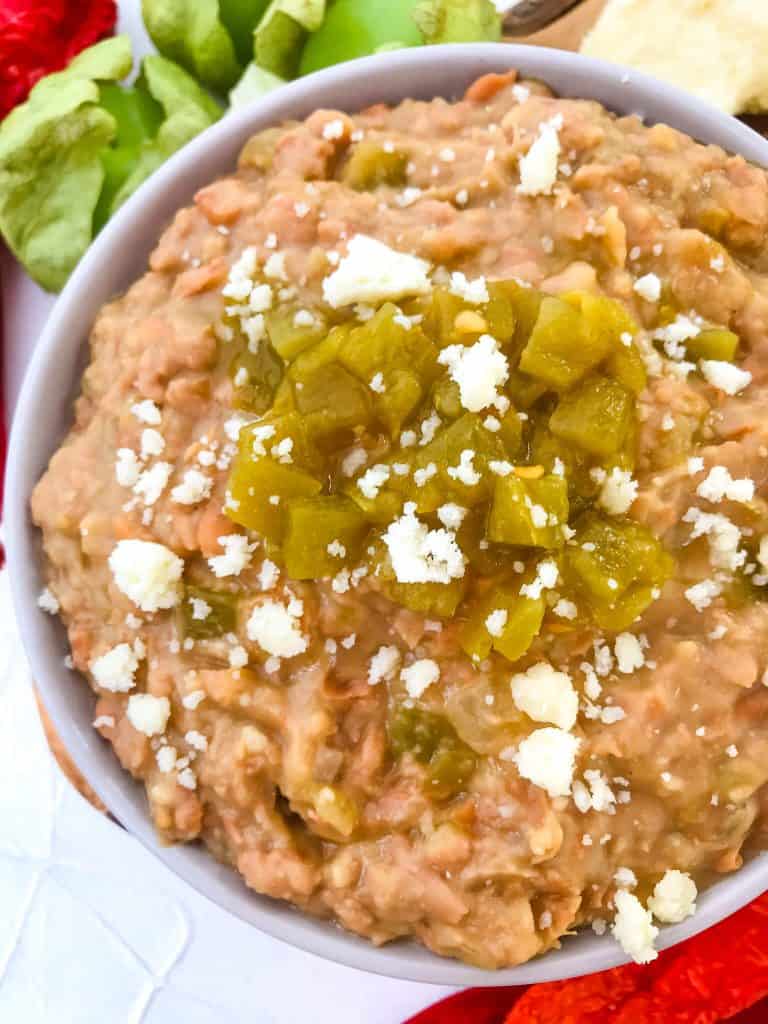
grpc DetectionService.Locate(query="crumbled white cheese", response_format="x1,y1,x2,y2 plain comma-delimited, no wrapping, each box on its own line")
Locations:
115,448,142,488
419,412,442,446
189,597,211,621
327,540,346,559
647,870,697,924
438,334,509,412
182,690,205,710
140,428,165,458
413,463,437,487
633,273,662,302
369,372,385,394
517,115,562,196
653,314,701,359
131,399,161,425
448,271,489,305
89,640,144,693
700,359,751,395
341,447,368,478
614,867,638,890
171,468,212,506
612,890,658,964
208,534,254,577
437,503,467,530
156,746,177,773
400,659,440,699
683,507,745,572
127,694,171,737
228,645,248,669
599,467,638,515
382,503,465,584
395,186,422,208
357,464,391,500
185,729,208,752
109,540,183,612
520,559,559,599
614,633,645,674
37,587,60,614
583,768,616,812
553,598,577,620
446,449,481,486
368,645,401,685
322,234,431,308
246,599,307,658
513,727,580,798
485,608,508,637
696,465,754,504
685,579,723,612
510,663,579,731
133,462,172,506
258,558,280,590
177,768,197,790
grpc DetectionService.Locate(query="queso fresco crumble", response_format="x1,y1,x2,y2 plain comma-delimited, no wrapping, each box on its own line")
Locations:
33,70,768,969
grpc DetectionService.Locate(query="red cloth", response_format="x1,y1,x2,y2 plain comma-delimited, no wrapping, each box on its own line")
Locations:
0,0,117,118
407,893,768,1024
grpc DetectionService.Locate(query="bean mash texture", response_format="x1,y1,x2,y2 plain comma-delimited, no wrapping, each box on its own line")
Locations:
33,71,768,968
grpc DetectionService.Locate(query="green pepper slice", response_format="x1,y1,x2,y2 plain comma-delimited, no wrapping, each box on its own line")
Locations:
283,495,370,578
181,585,238,639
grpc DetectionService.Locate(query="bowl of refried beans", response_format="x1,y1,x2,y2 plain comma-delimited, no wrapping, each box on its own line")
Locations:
6,43,768,985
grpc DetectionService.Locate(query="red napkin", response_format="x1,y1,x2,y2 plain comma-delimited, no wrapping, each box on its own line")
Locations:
0,0,117,118
407,892,768,1024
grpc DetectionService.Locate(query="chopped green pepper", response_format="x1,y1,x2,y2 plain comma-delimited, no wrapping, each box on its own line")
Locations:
549,377,634,457
389,705,477,800
227,453,322,541
460,584,544,663
488,473,569,548
342,141,408,189
292,362,373,440
229,341,283,414
265,308,326,361
181,584,238,639
520,295,610,388
565,514,673,629
283,495,369,578
686,327,739,363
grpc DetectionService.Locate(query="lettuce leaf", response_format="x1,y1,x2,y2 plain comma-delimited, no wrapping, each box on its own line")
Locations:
109,55,222,211
0,36,132,291
299,0,422,76
229,63,287,109
254,0,327,78
218,0,272,66
141,0,243,93
412,0,502,43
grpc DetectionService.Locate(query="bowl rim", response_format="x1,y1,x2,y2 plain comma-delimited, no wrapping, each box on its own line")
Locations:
6,42,768,987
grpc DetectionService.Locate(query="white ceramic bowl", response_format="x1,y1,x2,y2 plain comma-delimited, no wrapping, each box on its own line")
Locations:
6,43,768,987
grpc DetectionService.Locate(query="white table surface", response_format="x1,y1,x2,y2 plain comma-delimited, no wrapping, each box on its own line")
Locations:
0,4,456,1020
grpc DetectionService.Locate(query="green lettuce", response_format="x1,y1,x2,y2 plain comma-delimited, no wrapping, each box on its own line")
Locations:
412,0,502,43
299,0,422,76
229,63,287,109
218,0,272,65
254,0,327,78
108,56,222,211
141,0,243,93
0,37,132,292
0,36,221,292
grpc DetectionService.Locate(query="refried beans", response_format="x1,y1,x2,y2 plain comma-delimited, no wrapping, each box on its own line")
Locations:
32,70,768,968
